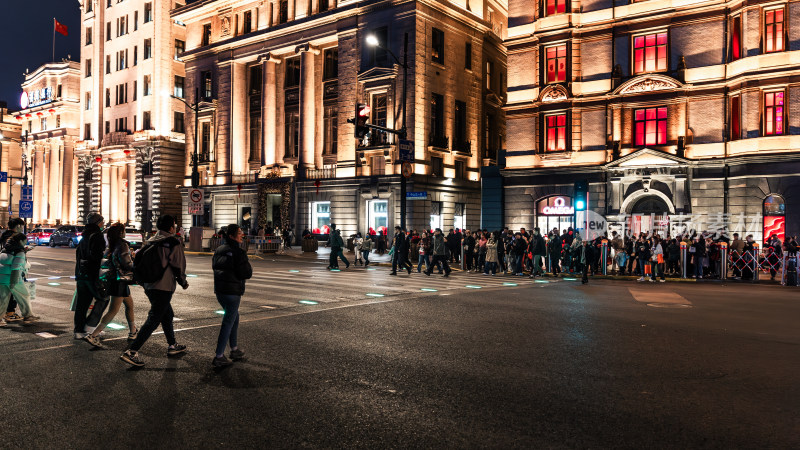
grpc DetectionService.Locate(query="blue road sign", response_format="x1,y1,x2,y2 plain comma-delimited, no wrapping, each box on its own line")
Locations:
0,172,7,183
22,185,32,201
399,139,414,162
19,200,33,219
406,191,428,200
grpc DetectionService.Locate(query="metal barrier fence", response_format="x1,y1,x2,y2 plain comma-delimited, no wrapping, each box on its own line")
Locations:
209,236,282,254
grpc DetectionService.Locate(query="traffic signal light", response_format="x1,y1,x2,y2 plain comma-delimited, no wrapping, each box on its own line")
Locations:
354,103,371,139
574,180,588,211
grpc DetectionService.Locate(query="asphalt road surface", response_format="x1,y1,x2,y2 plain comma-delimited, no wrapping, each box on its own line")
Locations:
1,247,798,448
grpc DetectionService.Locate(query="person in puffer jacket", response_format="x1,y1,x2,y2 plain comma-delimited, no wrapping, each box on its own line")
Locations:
210,224,253,368
0,233,38,326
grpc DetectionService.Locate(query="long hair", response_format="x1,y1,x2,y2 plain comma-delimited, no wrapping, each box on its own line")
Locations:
107,222,125,250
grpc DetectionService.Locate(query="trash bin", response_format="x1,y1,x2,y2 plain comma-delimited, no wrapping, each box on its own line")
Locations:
302,237,319,253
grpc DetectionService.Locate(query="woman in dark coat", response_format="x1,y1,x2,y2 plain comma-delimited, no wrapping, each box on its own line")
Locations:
211,224,253,368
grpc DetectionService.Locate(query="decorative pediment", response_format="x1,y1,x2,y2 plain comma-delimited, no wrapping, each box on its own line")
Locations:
357,66,397,82
538,84,569,103
614,75,683,96
605,147,689,168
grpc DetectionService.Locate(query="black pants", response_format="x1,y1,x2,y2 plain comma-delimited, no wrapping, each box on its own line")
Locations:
392,251,412,272
73,280,106,333
128,289,177,352
426,255,451,275
7,297,16,313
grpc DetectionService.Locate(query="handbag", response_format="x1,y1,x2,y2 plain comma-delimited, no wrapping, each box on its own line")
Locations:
24,280,36,300
657,254,664,264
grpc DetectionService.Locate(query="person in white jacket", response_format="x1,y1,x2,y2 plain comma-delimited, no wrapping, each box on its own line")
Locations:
0,232,39,326
650,236,666,282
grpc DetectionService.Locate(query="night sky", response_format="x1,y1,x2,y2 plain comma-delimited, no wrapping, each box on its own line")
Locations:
0,1,82,111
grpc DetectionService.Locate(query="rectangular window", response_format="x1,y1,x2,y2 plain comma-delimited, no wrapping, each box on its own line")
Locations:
174,39,185,60
56,115,61,128
248,65,262,162
431,156,443,177
173,111,185,133
545,43,568,84
107,55,111,74
202,71,213,99
279,0,288,23
323,48,338,80
430,201,443,231
143,111,152,130
242,11,252,34
84,123,91,140
41,118,47,131
85,59,92,77
545,113,567,152
134,11,138,30
86,27,93,45
202,23,211,46
764,90,785,136
465,42,472,70
143,75,151,96
454,203,466,230
57,84,62,97
369,27,388,67
106,88,111,107
368,200,388,235
430,93,445,142
285,58,300,87
765,8,785,53
85,92,92,110
454,161,466,180
634,106,668,146
323,106,338,155
174,76,185,98
730,95,741,140
106,22,111,41
371,93,388,146
311,202,331,233
144,2,153,23
370,156,385,175
320,0,330,13
133,80,137,101
133,46,138,66
201,122,211,162
285,111,299,158
485,60,493,90
730,15,742,61
545,0,567,15
144,39,152,59
454,100,467,151
432,28,445,64
105,121,110,134
633,32,668,74
86,1,93,12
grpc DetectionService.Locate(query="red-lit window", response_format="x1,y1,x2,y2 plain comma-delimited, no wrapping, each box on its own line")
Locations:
764,91,785,136
634,107,667,146
730,95,741,140
765,8,785,53
633,32,668,74
545,0,567,16
545,113,567,152
545,44,568,84
730,15,742,61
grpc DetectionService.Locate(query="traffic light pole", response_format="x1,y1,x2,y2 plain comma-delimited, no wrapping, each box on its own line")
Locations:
399,32,408,230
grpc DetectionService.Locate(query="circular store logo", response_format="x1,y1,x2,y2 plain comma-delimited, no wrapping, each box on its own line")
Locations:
20,92,29,110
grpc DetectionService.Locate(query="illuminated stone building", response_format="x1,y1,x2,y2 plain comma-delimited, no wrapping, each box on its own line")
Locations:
76,0,187,230
10,60,81,225
172,0,506,238
0,106,25,225
501,0,800,242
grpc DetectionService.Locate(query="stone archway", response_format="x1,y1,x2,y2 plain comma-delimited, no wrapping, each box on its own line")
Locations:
621,189,676,215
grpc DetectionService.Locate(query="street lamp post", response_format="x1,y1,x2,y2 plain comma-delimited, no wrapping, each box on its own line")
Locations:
168,88,201,226
367,32,409,230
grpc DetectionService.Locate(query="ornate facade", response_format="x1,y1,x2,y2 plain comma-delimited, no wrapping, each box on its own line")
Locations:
499,0,800,241
173,0,506,238
76,0,187,230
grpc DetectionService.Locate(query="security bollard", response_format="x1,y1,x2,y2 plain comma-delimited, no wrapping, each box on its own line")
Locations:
719,242,728,280
680,242,688,278
752,243,759,282
461,244,465,271
781,254,787,285
601,239,608,275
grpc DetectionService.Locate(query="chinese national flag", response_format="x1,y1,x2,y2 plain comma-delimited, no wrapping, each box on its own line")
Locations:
54,19,68,37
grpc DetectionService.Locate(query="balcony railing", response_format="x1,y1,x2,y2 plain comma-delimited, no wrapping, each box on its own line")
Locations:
429,135,449,149
358,130,392,148
306,166,336,179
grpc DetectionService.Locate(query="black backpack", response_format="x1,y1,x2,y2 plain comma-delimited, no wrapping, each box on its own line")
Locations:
133,237,179,285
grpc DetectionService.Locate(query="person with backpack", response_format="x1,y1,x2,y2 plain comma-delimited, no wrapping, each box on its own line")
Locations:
73,213,108,339
84,223,138,348
211,224,253,368
121,215,189,367
0,232,39,326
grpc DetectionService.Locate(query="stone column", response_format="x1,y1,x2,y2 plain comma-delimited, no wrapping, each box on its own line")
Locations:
299,46,318,170
70,156,79,224
48,144,61,223
33,146,45,223
101,163,110,220
264,56,279,166
231,62,248,176
110,165,119,222
61,144,74,224
128,161,136,226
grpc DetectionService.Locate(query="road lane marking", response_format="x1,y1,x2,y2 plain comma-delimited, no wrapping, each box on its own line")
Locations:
628,288,692,307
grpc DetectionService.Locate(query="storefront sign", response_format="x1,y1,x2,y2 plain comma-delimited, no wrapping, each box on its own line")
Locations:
538,196,574,216
20,87,53,110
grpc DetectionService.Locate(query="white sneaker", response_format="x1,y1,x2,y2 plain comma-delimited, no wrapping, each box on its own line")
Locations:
659,279,666,283
0,319,7,327
637,277,645,282
74,332,88,339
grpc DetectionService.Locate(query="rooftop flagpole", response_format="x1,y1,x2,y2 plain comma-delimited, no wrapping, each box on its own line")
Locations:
52,18,56,61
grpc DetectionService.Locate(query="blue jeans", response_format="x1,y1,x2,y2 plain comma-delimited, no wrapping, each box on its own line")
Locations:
694,256,704,278
215,294,241,357
417,254,430,272
361,250,370,264
484,261,497,274
515,255,523,274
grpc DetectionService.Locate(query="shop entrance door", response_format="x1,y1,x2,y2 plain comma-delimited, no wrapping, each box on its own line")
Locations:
629,196,669,237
